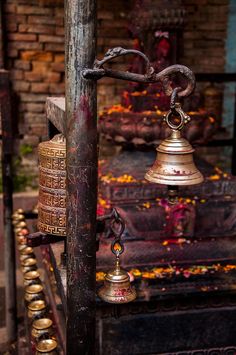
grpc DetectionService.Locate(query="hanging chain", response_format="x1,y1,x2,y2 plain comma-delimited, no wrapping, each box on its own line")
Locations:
97,208,125,257
163,86,191,131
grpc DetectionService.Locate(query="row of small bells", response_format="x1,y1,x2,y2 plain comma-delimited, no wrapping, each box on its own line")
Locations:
37,100,203,305
12,209,58,355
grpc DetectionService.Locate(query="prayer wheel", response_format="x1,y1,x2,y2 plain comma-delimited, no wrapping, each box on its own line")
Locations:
38,134,66,237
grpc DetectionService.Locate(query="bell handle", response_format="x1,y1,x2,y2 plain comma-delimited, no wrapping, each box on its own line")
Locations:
164,104,191,131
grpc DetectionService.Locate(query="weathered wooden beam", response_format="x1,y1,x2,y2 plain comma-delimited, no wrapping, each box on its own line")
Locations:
45,97,65,135
0,70,17,343
65,0,97,354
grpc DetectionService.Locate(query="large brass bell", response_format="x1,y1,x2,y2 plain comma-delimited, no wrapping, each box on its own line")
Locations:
98,252,136,304
145,102,203,186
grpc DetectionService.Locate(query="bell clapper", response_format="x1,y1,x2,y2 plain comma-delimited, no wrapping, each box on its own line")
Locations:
115,251,120,271
167,185,179,205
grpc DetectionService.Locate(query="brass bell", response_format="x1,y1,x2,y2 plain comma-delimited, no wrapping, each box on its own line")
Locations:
98,255,136,304
145,103,203,186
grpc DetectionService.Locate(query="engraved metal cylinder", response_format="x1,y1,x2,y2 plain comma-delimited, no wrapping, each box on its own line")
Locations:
38,134,66,237
31,318,53,342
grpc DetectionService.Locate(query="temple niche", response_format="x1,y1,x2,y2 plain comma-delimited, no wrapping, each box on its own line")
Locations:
99,0,219,149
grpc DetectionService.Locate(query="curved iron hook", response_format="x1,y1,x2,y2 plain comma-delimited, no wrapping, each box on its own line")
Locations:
94,47,154,78
82,47,196,98
154,64,196,98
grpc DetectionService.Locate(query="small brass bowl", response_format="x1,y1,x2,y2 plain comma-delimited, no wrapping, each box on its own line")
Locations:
25,284,44,303
14,227,23,234
21,257,37,273
18,244,28,252
32,318,53,341
16,208,24,214
19,228,29,236
36,338,57,354
20,254,36,271
17,221,27,228
20,246,33,254
19,247,35,262
13,213,24,220
17,235,27,245
12,216,25,225
20,253,35,263
24,270,41,286
28,299,47,320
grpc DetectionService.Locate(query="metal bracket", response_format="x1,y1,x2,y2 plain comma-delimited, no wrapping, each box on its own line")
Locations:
82,47,195,98
26,232,65,247
26,208,124,249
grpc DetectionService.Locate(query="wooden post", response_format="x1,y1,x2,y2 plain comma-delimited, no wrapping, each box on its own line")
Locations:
1,70,17,343
65,0,97,353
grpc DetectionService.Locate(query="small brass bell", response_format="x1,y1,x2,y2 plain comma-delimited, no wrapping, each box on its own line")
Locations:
98,254,136,304
145,103,203,186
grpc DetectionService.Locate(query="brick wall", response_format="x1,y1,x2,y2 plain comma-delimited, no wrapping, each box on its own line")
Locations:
0,0,229,186
181,0,228,72
2,0,134,146
3,0,65,148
